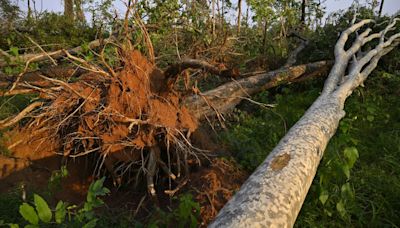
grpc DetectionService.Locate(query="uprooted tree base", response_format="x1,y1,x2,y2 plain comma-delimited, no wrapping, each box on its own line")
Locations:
19,50,207,196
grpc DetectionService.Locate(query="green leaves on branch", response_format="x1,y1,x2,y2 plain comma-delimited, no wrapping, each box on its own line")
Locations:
19,194,51,225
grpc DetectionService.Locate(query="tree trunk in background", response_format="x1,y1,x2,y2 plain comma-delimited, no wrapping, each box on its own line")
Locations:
301,0,306,24
262,20,268,54
74,0,85,22
378,0,384,17
64,0,74,21
27,0,32,22
211,0,216,37
237,0,242,35
245,3,249,28
371,0,378,13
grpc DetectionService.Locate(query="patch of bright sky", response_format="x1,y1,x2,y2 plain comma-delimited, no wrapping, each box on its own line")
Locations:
16,0,400,21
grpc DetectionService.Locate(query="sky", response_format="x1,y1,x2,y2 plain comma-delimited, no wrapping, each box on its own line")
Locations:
15,0,400,20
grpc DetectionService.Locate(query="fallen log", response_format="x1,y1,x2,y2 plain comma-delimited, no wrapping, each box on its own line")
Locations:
209,18,400,227
184,60,331,119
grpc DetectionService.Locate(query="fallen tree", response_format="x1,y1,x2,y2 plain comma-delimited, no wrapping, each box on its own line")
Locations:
209,18,400,227
0,22,330,202
185,60,330,119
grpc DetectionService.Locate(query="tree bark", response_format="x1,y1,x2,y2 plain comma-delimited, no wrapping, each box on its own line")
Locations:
262,20,268,54
209,19,400,227
378,0,385,17
301,0,307,24
284,34,309,67
27,0,32,21
237,0,242,35
184,61,330,119
74,0,85,22
64,0,74,21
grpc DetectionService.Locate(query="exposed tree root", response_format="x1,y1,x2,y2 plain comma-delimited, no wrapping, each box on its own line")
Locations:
2,50,205,198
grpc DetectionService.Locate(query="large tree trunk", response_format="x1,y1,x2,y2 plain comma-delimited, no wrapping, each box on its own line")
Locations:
185,61,330,119
209,18,400,227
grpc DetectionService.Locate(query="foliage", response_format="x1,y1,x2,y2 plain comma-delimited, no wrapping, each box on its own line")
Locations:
147,194,200,228
48,166,69,193
0,0,20,24
86,0,115,29
3,177,110,227
0,12,97,53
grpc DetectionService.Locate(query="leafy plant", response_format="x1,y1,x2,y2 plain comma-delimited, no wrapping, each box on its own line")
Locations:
7,177,110,227
174,194,200,228
48,166,69,193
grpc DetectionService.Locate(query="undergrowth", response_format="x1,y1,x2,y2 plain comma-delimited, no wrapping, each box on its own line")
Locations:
222,68,400,226
0,175,201,227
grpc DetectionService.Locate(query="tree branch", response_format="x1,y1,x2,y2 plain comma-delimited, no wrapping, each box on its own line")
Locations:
0,37,114,68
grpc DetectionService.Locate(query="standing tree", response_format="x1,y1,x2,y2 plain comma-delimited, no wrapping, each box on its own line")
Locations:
237,0,242,35
75,0,85,22
247,0,276,52
301,0,307,24
378,0,385,17
210,17,400,227
64,0,74,20
211,0,216,37
27,0,32,21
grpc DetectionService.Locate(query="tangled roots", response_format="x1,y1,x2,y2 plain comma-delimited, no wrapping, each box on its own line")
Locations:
29,51,202,195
